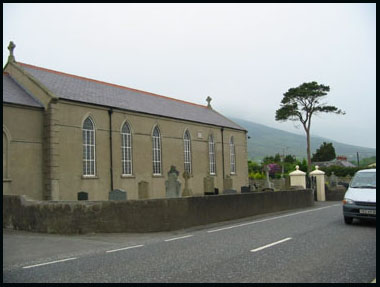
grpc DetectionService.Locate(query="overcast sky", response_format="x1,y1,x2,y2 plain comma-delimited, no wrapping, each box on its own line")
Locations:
3,3,376,149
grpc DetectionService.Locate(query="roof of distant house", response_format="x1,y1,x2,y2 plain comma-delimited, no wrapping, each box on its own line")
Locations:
313,158,356,168
4,62,245,131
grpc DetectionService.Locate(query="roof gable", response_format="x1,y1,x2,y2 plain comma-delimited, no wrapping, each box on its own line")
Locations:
3,73,43,108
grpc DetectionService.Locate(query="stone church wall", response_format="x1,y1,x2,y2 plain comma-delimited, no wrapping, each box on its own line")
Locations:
51,100,248,200
3,105,44,199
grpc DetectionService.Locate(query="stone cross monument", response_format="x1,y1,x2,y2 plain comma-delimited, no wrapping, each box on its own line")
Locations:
165,166,182,198
8,41,16,62
206,96,212,109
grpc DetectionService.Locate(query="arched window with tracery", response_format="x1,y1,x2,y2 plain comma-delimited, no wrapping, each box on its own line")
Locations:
152,126,162,175
121,122,133,175
183,129,192,174
230,136,236,174
208,134,216,175
83,117,96,176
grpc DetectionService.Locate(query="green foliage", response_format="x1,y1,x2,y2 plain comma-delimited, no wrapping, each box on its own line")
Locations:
284,154,296,163
249,172,266,179
248,160,261,174
311,142,336,162
319,166,362,177
297,158,309,173
248,154,308,178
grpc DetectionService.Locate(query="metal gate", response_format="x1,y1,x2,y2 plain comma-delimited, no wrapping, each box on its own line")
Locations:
306,176,317,201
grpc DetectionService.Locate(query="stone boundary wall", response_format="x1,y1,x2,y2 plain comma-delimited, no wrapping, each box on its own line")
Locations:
325,186,346,201
3,190,313,234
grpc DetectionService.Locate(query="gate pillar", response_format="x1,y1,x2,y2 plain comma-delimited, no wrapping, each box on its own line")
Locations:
310,166,326,201
289,165,306,189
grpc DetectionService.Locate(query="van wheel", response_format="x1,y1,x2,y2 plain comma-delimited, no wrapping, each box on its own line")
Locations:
344,216,353,224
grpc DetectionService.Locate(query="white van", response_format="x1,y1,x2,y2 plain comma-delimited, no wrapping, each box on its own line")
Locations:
342,169,376,224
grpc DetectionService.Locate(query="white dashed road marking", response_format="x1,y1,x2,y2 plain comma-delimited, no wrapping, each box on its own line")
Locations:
208,204,340,233
164,235,193,242
22,257,78,269
250,237,292,253
106,244,144,253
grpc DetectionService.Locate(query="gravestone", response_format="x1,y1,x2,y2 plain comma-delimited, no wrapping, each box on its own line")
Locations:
138,181,149,199
77,191,88,201
329,172,338,187
165,166,182,198
204,176,215,195
182,171,192,197
109,189,127,201
223,176,233,191
264,165,274,189
241,186,251,193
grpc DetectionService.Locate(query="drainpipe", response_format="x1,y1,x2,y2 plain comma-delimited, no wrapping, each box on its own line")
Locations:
108,108,114,191
221,127,225,179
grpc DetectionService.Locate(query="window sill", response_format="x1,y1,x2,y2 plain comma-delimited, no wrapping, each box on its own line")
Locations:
3,178,12,182
81,175,99,180
121,175,135,179
152,174,164,178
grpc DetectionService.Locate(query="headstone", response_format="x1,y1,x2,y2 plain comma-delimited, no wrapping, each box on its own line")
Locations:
138,181,149,199
223,189,237,194
241,186,251,193
165,165,182,198
109,189,127,201
329,172,338,187
77,191,88,201
223,176,233,191
250,183,257,192
204,176,215,195
182,171,192,197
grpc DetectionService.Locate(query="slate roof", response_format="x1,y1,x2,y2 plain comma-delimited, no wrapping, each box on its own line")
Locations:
3,73,43,108
14,62,245,131
313,159,356,168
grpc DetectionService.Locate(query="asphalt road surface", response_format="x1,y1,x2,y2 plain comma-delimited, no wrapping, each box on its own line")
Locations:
3,201,376,283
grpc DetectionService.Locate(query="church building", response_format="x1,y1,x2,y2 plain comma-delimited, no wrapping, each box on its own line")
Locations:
3,42,248,201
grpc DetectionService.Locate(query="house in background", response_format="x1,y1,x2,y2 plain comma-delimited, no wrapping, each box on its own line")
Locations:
313,155,356,168
3,42,248,201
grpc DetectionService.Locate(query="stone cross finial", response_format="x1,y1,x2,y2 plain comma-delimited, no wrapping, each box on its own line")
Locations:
206,96,212,108
8,41,16,62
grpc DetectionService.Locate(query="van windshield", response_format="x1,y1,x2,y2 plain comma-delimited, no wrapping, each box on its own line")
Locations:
350,171,376,188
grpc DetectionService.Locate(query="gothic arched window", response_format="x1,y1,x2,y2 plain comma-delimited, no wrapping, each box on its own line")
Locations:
230,136,236,174
83,117,96,176
183,130,192,174
152,126,162,175
121,122,133,175
208,135,216,175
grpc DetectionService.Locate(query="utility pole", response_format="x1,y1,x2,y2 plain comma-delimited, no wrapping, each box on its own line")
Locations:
357,152,360,167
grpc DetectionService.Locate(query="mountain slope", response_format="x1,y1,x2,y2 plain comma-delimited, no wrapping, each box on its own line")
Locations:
231,118,376,162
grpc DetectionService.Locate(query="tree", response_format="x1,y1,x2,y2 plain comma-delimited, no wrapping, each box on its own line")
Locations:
311,142,336,162
275,82,345,173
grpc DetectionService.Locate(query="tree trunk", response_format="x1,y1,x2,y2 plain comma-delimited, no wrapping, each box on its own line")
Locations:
306,129,312,174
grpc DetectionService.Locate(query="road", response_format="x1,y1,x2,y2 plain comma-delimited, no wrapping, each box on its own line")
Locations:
3,201,376,283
